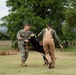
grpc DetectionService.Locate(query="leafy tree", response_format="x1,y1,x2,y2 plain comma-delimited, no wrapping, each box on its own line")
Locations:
0,32,10,40
62,0,76,40
0,0,67,48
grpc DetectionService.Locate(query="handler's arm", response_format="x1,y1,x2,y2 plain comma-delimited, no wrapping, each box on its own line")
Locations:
52,30,63,48
53,30,60,43
38,29,44,37
17,31,22,40
38,29,44,41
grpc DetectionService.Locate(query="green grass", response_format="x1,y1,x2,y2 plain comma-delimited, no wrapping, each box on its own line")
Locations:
62,46,76,52
0,51,76,75
0,41,76,75
0,41,12,51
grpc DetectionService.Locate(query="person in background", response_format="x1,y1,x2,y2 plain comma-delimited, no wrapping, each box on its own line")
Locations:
38,23,63,69
17,23,34,67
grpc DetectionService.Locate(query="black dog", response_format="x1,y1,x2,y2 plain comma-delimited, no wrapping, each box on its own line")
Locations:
25,35,48,65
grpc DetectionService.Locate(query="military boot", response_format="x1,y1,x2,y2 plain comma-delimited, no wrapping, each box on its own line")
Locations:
21,61,27,67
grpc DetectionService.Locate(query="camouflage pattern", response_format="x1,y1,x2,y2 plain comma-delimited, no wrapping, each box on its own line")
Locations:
17,29,33,62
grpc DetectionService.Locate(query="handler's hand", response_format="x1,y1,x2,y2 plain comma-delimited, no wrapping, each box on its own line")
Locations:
60,44,63,49
19,37,23,40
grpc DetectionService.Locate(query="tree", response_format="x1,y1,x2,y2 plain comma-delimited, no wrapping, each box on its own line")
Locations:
0,0,67,48
0,32,10,40
62,0,76,40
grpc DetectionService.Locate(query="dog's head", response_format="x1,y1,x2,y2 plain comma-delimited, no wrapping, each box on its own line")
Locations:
27,34,36,42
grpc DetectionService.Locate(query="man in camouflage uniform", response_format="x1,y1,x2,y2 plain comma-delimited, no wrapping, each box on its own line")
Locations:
38,23,63,69
17,23,33,67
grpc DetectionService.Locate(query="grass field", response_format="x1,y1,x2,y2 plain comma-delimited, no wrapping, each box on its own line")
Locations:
0,41,76,75
0,41,12,51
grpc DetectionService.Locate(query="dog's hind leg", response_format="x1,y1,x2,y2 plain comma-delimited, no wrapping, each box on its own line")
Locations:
40,53,48,65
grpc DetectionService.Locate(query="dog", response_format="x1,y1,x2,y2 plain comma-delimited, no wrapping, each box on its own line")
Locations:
24,34,48,65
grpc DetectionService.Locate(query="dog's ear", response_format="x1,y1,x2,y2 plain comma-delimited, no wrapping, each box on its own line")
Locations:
31,34,35,37
27,34,35,40
31,34,36,37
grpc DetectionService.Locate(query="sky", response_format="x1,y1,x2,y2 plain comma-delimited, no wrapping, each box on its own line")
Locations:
0,0,9,19
0,0,9,33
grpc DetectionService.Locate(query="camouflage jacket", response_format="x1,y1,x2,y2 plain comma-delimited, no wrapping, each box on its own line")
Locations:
17,29,33,45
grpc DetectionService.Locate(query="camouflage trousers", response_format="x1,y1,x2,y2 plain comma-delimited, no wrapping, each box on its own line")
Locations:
18,44,28,62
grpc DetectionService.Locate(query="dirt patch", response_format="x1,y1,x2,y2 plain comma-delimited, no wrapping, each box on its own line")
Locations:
0,50,18,55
